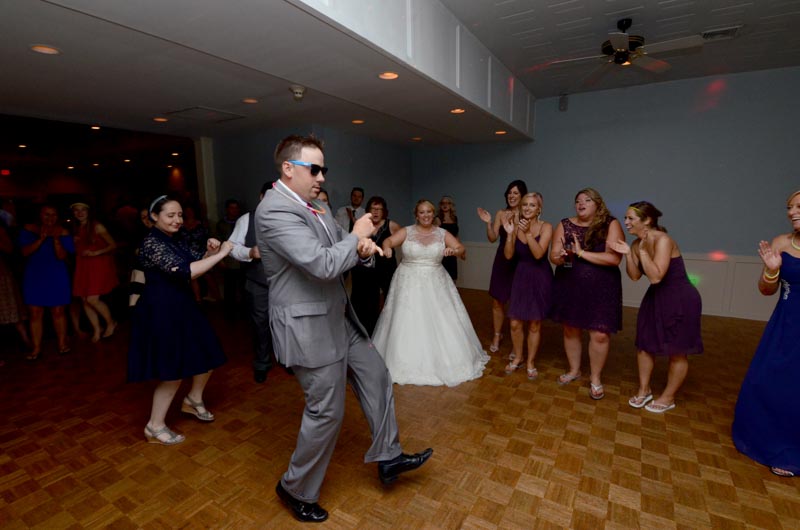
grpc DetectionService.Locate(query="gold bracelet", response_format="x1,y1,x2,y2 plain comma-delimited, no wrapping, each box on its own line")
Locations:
578,249,585,259
763,269,780,280
763,272,780,283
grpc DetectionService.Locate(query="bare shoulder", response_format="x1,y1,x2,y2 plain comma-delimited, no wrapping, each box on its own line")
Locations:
773,233,792,252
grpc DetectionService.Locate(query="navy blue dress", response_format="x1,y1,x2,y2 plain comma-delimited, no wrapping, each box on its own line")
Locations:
732,252,800,474
127,228,226,382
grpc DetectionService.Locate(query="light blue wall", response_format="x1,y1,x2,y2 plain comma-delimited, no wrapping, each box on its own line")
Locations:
213,125,415,224
412,66,800,255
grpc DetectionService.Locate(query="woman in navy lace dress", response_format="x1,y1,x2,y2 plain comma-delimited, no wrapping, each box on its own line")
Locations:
732,190,800,478
549,188,623,400
609,201,702,414
477,180,527,354
128,195,232,445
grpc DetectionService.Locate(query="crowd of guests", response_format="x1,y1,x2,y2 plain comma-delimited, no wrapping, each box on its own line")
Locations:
2,168,796,485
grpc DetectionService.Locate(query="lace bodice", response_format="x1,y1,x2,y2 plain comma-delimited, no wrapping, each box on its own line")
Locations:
401,225,445,265
139,228,203,280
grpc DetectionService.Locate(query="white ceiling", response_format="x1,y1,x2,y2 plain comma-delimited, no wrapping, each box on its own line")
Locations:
1,0,799,146
440,0,800,98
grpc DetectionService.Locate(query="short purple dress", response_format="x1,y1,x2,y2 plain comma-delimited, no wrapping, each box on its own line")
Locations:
636,256,703,356
551,219,622,333
508,237,552,321
488,229,515,303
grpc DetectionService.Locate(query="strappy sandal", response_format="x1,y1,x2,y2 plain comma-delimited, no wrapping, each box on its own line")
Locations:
557,372,581,385
181,396,215,422
504,361,522,374
25,351,40,361
590,383,605,400
489,333,503,353
628,393,653,409
144,425,185,445
770,467,796,478
526,368,538,381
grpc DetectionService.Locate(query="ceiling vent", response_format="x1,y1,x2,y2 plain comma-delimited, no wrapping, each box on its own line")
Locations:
165,107,245,123
702,25,743,41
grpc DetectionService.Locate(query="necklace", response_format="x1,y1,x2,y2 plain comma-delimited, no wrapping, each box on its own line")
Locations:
792,232,800,251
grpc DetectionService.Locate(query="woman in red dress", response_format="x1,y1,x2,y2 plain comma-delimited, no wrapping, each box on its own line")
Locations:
71,202,118,342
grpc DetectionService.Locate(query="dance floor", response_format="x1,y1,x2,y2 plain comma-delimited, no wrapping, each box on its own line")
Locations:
1,288,798,529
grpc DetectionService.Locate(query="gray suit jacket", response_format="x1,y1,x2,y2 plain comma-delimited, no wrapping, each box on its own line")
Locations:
255,185,369,368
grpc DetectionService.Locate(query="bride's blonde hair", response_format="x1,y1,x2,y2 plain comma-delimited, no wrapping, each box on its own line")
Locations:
414,199,436,221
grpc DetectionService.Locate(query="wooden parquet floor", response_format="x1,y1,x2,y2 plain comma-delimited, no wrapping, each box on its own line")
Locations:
1,289,798,529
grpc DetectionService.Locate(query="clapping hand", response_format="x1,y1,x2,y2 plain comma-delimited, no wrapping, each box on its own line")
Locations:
608,239,630,255
502,217,515,235
477,207,492,224
443,247,458,257
518,218,530,233
758,240,782,271
570,234,582,256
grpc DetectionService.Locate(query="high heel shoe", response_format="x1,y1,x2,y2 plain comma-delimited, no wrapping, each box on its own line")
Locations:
489,332,503,353
181,396,215,422
144,425,185,445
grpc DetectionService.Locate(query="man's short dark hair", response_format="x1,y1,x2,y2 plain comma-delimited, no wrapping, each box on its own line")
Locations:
274,134,325,174
352,187,364,195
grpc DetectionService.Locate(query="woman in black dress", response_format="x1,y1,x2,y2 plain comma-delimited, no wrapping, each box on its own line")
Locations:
350,196,401,335
128,195,232,445
435,196,460,281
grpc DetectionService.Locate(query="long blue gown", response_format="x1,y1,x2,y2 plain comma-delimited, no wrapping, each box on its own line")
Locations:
732,252,800,474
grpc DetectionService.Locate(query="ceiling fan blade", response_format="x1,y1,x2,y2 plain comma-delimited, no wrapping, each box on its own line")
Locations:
634,55,671,73
579,60,614,88
642,34,704,54
608,32,629,51
548,54,607,67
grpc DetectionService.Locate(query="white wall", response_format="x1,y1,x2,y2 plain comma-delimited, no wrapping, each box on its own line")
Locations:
456,242,777,321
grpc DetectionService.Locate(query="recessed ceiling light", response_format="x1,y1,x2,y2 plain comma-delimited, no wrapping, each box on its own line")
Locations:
67,166,74,170
450,108,466,114
30,44,61,55
124,159,131,163
171,152,179,156
351,119,365,125
167,165,173,168
92,163,99,167
153,117,168,122
378,72,399,80
90,125,101,130
495,130,507,135
242,98,259,104
411,137,422,142
18,144,26,148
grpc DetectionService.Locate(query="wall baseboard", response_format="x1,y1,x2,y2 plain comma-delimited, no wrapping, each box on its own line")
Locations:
455,242,777,322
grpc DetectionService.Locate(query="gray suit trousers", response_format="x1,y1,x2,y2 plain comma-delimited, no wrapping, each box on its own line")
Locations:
281,318,402,502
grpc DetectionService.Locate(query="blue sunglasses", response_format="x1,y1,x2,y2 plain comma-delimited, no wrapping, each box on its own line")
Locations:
288,160,328,176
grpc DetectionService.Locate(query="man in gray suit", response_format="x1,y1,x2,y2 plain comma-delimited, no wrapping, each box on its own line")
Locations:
255,134,432,523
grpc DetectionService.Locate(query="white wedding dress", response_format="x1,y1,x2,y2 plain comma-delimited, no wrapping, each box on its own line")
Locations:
372,225,489,387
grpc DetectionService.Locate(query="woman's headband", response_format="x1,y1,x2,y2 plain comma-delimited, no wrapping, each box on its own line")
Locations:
149,195,168,214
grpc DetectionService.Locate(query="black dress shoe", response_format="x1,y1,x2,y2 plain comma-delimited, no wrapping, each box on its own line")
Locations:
275,481,328,523
378,448,433,485
254,369,268,384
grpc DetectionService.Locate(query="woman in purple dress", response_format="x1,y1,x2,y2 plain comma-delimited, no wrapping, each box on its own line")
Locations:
503,193,553,380
609,201,702,413
477,180,527,353
550,188,623,400
732,190,800,478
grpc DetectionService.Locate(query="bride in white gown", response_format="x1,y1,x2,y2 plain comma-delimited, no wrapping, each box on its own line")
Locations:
372,200,489,387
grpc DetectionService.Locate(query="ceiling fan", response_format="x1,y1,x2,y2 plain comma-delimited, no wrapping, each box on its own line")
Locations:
546,18,705,79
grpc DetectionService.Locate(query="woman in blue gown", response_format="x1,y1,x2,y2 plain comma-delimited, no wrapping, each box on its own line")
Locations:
20,204,74,359
732,189,800,477
128,195,232,445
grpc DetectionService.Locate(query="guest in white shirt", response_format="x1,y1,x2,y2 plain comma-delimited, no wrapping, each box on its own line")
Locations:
228,182,275,383
335,187,365,232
